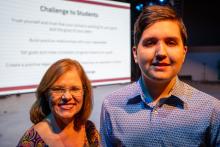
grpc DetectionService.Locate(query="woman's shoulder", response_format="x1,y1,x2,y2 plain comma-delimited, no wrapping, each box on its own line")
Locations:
16,126,47,147
85,120,100,146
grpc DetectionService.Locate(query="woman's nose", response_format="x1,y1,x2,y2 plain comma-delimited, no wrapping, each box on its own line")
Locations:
63,89,72,99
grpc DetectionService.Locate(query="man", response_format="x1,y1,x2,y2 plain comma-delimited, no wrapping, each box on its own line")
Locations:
100,5,220,147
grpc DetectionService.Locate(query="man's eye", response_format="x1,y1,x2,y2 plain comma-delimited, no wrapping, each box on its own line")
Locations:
165,39,178,46
168,41,176,46
142,39,156,47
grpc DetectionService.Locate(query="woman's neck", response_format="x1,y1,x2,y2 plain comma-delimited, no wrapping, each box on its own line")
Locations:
44,114,86,147
47,113,74,133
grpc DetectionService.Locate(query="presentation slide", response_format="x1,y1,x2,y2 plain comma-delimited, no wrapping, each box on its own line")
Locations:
0,0,131,95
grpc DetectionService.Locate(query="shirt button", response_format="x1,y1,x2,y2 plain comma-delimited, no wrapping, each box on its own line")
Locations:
153,109,158,114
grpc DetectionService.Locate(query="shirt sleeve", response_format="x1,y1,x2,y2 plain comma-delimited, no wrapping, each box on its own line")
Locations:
16,127,46,147
85,120,101,146
100,100,113,147
100,99,123,147
210,103,220,146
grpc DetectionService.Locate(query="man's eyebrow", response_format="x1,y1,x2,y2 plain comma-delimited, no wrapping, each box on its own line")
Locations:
142,37,157,42
165,36,180,40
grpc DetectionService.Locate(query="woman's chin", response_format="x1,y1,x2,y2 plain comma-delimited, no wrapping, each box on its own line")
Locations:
53,110,75,121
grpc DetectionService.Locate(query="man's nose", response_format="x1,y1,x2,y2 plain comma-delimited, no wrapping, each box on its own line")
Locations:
155,42,167,60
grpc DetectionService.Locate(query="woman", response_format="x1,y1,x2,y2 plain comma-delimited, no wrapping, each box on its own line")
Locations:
17,58,100,147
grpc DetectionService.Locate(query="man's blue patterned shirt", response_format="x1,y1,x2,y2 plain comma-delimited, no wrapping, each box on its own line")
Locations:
100,77,220,147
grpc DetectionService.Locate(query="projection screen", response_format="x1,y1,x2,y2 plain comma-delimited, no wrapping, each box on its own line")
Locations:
0,0,131,96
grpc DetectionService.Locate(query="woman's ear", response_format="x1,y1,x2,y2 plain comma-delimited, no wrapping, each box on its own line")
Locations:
132,46,138,63
45,91,50,102
45,93,53,110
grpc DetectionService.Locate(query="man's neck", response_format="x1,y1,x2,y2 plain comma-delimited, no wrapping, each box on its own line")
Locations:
142,76,176,104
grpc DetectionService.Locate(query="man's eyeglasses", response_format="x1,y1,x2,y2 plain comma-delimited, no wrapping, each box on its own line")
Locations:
50,87,83,97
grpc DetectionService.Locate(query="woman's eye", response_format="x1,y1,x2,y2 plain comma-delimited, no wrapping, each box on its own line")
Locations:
70,88,79,92
51,87,62,91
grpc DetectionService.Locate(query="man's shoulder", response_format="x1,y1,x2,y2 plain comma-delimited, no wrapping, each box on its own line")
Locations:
103,82,139,106
181,81,220,107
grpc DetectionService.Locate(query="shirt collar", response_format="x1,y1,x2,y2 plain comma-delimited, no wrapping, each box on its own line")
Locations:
170,77,190,104
127,76,189,109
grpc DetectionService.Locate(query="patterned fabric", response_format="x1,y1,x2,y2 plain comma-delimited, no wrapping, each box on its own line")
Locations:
100,77,220,147
85,120,100,146
17,127,46,147
17,120,100,147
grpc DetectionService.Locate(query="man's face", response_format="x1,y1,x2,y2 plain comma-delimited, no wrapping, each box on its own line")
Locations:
133,20,187,83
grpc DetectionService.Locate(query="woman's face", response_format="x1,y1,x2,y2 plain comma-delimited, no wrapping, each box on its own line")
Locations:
48,69,84,123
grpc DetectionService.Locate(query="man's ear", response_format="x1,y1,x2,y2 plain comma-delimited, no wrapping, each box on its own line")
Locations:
132,46,138,63
183,46,188,63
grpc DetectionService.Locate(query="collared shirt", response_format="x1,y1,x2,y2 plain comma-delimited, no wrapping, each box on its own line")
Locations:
100,77,220,147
